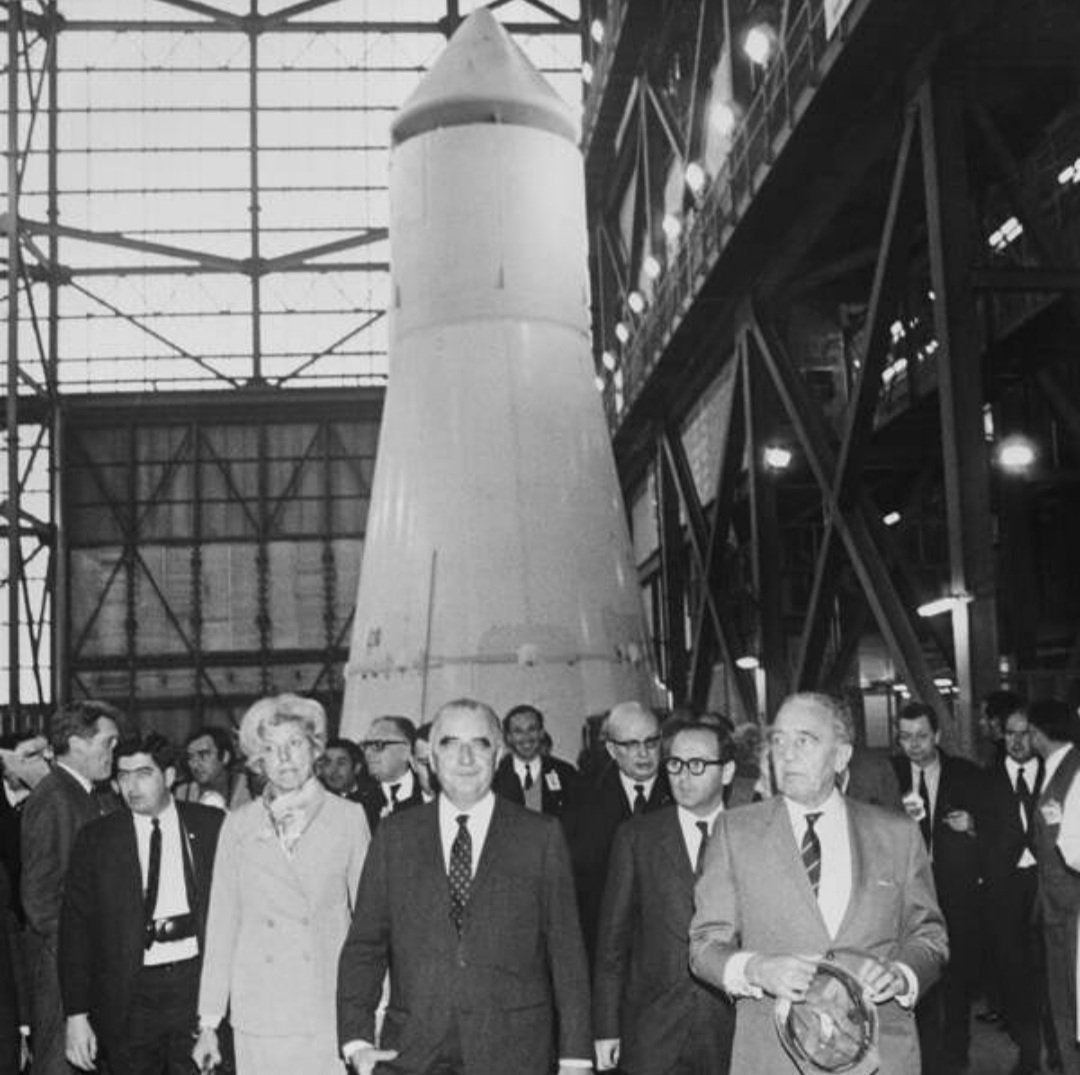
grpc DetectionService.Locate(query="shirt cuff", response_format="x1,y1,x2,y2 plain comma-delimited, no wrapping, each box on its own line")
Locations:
892,961,919,1007
342,1040,372,1058
197,1016,222,1032
722,951,764,998
558,1062,592,1069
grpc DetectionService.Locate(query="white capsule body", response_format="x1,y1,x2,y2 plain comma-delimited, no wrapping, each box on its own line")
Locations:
342,14,655,756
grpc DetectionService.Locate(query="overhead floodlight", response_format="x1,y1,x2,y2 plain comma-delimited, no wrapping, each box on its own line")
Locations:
763,444,793,471
685,161,707,196
601,350,617,371
627,290,646,314
710,100,738,138
996,435,1036,474
883,511,901,527
614,321,630,344
594,375,605,392
735,655,760,670
662,213,682,241
743,23,777,66
590,18,605,44
643,254,662,280
581,61,594,85
917,593,973,618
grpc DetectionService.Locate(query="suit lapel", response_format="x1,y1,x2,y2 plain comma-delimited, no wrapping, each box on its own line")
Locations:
470,798,508,902
120,813,145,915
765,798,823,927
657,808,695,893
833,804,864,942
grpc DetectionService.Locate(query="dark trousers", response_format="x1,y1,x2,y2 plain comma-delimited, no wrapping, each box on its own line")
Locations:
102,958,200,1075
26,932,68,1075
1044,918,1080,1075
987,869,1043,1070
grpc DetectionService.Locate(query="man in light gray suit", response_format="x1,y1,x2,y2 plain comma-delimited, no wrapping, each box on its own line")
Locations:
689,692,948,1075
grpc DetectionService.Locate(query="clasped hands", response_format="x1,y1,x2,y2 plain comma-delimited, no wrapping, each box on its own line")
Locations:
746,952,908,1004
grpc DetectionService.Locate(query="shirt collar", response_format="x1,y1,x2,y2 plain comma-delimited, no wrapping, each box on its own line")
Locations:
513,755,541,780
677,801,724,832
57,761,94,794
382,768,415,801
783,785,845,826
438,789,496,827
618,771,656,803
131,796,177,834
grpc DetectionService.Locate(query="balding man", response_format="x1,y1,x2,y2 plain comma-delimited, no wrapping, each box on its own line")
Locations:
564,701,672,965
337,698,591,1075
689,693,948,1075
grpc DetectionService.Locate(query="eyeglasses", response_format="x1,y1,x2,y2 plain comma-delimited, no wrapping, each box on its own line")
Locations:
664,757,725,776
360,739,410,752
609,735,662,752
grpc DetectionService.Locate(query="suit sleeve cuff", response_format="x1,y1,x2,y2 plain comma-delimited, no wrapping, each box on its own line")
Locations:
722,951,763,998
892,961,919,1007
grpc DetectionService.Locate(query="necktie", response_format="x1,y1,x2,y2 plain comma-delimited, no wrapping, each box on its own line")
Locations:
523,765,534,791
448,814,472,933
1015,766,1031,828
802,812,822,898
144,817,162,949
695,820,710,876
388,783,401,807
918,768,932,848
633,784,647,815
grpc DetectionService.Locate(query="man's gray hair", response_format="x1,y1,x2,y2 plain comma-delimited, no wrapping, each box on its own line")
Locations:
430,698,503,747
775,692,854,744
601,700,657,740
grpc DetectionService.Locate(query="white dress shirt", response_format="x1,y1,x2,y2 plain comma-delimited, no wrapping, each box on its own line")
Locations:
382,768,417,810
133,799,197,965
910,758,941,820
618,772,656,812
677,803,724,870
437,791,496,872
1004,756,1039,868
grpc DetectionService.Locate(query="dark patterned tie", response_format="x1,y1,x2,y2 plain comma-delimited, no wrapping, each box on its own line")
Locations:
448,814,472,933
388,783,401,808
523,765,533,791
918,768,932,848
1016,766,1037,857
695,820,710,876
144,817,161,949
633,784,647,815
802,812,822,898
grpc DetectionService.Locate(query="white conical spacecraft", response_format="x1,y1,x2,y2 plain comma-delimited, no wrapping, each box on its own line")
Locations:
340,10,657,758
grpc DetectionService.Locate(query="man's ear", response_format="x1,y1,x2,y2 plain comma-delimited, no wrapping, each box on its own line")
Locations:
835,742,854,774
604,740,618,763
721,760,736,787
164,765,178,790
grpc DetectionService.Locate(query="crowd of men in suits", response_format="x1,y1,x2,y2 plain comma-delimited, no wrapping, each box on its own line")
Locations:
0,687,1077,1075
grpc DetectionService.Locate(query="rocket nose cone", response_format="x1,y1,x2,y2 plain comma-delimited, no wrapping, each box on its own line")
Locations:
391,8,578,147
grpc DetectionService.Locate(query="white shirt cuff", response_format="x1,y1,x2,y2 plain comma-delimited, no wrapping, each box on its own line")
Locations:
892,961,919,1007
722,951,764,998
197,1016,222,1032
558,1062,593,1069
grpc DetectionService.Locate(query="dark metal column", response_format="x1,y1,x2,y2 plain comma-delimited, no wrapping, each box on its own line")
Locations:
920,73,998,755
6,2,21,716
656,434,688,705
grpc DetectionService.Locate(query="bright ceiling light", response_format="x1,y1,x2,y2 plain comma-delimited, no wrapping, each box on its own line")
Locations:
763,445,793,470
627,291,645,314
590,18,605,44
685,161,707,196
601,350,617,371
643,254,662,280
743,24,776,66
710,100,737,137
917,594,972,618
883,511,901,527
614,321,630,344
735,655,759,670
581,61,594,85
662,213,682,241
996,435,1036,473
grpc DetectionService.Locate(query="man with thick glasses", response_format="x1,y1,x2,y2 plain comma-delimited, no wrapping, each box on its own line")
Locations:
593,718,736,1075
565,701,672,967
356,717,427,833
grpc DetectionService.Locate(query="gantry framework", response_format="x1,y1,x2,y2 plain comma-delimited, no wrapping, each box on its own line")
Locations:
1,0,582,722
583,0,1080,747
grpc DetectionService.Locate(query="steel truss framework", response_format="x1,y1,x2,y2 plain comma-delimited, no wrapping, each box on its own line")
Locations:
584,0,1080,747
1,0,582,723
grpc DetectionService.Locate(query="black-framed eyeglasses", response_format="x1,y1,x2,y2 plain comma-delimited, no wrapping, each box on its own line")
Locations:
360,739,410,752
664,757,724,776
609,735,662,752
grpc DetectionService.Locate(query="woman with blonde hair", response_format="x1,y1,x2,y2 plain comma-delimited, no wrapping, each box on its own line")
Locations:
192,694,369,1075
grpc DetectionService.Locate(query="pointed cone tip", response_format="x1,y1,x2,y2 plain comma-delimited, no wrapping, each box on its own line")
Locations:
392,8,578,146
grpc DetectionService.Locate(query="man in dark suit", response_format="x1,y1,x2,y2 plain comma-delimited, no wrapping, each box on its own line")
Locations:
59,732,223,1075
1,859,26,1074
492,705,578,817
0,732,52,917
593,718,735,1075
22,700,122,1075
337,697,591,1075
564,701,672,966
320,737,372,802
981,705,1044,1075
357,716,428,833
1028,698,1080,1075
892,702,988,1074
690,692,948,1075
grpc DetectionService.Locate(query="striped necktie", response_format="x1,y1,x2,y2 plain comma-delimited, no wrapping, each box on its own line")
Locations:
802,812,822,898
